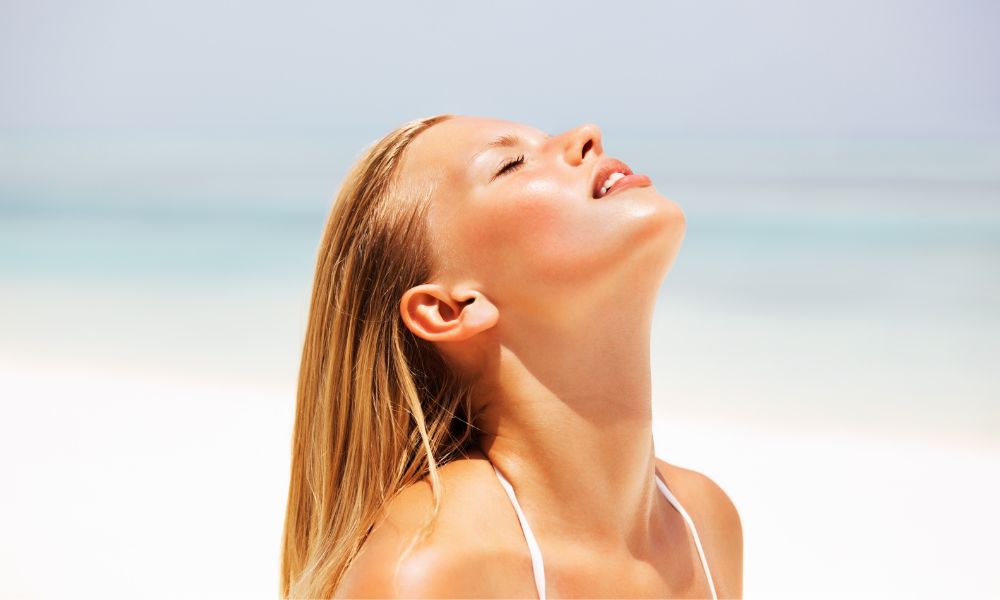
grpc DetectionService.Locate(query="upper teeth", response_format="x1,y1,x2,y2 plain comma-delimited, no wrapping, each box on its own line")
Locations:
600,172,626,196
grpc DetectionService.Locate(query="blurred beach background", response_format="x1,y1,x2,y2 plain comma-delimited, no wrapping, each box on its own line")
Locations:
1,1,997,598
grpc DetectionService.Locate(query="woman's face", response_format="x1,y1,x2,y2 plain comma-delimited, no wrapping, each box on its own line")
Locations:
398,115,686,329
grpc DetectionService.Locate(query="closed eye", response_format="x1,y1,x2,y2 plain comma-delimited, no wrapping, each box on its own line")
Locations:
492,154,525,181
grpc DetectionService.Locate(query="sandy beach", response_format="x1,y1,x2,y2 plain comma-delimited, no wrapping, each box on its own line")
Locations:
2,354,997,598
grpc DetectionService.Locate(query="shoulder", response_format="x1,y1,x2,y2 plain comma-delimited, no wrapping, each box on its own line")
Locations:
655,457,743,598
334,452,533,598
335,538,496,598
654,457,742,533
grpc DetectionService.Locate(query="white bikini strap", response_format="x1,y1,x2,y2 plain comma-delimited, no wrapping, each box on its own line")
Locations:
493,465,547,600
654,473,719,600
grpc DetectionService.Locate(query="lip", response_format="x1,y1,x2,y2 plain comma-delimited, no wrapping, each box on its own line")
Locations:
591,157,651,198
601,172,652,198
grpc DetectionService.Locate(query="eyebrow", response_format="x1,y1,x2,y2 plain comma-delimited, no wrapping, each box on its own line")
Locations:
469,132,553,165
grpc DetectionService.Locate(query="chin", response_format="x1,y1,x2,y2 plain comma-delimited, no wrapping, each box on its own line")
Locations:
634,192,686,278
640,188,686,239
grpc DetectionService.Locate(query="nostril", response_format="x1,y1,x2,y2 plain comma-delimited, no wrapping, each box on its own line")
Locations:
581,139,593,158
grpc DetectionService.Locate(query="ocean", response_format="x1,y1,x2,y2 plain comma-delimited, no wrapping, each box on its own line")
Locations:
2,132,996,442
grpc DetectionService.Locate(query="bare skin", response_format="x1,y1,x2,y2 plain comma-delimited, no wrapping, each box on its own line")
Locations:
335,116,742,598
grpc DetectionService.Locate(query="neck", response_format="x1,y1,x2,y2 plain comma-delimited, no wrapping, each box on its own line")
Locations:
471,305,664,556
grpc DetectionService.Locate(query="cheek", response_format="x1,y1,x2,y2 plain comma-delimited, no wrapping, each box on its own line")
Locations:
508,183,579,242
477,180,610,285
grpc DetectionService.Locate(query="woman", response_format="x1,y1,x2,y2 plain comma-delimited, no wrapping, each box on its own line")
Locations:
281,113,743,599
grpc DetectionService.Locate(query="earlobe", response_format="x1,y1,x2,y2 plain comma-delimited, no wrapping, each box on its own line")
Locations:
399,285,499,343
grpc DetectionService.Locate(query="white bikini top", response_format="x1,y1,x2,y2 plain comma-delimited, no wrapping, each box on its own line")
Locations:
491,464,719,600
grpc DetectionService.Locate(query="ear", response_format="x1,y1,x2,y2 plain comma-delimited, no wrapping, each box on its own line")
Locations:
399,284,498,343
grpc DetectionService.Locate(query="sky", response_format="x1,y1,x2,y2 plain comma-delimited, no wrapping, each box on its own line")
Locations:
1,0,998,138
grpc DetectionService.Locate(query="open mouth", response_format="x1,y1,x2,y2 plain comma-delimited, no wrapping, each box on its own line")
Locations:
591,157,652,199
592,158,634,199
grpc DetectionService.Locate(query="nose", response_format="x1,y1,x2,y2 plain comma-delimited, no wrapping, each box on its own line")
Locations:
560,123,603,166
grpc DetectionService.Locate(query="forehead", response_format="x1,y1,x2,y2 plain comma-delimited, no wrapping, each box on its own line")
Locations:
399,116,543,184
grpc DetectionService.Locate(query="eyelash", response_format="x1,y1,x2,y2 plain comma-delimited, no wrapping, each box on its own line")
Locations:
495,154,526,179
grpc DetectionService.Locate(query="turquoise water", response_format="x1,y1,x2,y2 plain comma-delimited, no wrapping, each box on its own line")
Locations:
2,134,998,444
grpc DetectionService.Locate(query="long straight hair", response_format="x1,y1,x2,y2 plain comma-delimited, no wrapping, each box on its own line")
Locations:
280,113,481,598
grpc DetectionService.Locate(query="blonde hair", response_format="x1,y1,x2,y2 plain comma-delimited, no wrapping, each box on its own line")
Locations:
280,113,482,598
